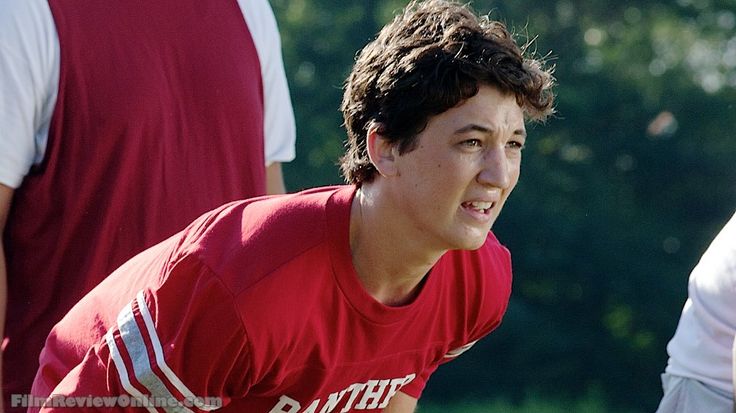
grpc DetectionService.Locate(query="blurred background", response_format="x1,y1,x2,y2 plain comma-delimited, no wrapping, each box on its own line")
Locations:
270,0,736,411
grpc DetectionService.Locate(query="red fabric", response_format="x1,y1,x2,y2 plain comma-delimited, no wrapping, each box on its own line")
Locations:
31,186,513,412
3,0,265,407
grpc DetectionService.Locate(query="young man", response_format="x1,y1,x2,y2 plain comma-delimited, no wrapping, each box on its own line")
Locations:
655,211,736,413
0,0,295,410
28,1,554,412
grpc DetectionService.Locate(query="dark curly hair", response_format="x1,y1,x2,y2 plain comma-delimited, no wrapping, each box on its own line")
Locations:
339,0,555,185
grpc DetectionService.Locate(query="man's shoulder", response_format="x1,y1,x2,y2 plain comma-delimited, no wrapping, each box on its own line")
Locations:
441,232,512,277
429,233,513,345
437,232,513,313
182,186,353,291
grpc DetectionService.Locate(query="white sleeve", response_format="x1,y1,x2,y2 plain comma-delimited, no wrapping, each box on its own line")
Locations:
238,0,296,165
0,0,59,188
665,211,736,393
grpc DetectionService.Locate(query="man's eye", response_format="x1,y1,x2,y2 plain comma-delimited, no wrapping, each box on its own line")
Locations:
507,141,525,150
462,139,482,147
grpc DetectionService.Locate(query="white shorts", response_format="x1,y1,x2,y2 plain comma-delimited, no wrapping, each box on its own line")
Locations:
655,373,734,413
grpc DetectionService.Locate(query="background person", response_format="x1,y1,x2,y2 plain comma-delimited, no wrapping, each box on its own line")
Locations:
655,211,736,413
29,0,554,412
0,0,296,411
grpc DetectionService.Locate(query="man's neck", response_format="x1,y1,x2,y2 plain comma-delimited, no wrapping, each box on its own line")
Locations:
349,184,445,307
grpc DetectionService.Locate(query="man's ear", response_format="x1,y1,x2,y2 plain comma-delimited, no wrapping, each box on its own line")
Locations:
366,122,398,178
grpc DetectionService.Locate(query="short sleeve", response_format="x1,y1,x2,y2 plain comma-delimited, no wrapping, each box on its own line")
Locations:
39,257,252,412
0,0,59,187
397,235,513,399
397,338,482,399
238,0,296,165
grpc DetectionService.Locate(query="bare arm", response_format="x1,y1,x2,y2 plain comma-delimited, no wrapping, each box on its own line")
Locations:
266,162,287,195
0,183,13,413
382,391,418,413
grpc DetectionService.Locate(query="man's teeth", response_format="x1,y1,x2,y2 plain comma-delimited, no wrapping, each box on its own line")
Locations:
468,201,492,211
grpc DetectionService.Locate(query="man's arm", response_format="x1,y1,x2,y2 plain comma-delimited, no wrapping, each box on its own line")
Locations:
37,258,252,412
0,184,13,413
266,162,287,195
382,391,417,413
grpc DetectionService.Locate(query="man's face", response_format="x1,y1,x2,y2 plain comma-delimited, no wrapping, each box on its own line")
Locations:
388,85,526,251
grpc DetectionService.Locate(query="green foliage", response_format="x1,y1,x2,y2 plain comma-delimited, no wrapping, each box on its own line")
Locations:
272,0,736,411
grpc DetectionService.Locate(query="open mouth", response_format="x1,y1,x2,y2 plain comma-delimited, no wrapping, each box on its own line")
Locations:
462,201,494,215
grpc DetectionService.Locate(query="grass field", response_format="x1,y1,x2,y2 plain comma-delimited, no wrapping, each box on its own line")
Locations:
418,393,644,413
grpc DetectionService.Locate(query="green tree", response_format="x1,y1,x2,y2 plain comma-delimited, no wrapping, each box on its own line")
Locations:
272,0,736,410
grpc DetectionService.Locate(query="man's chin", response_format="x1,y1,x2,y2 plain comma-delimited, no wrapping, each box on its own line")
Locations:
452,234,489,251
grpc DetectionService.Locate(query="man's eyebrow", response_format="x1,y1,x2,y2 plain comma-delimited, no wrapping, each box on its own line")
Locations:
455,123,527,137
455,124,493,134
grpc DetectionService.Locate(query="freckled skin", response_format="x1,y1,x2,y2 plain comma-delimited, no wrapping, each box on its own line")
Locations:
384,85,526,253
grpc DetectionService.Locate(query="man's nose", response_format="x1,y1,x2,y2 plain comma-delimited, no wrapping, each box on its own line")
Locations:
477,146,511,189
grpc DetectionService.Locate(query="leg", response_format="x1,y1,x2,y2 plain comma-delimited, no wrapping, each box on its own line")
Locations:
732,335,735,413
656,373,733,413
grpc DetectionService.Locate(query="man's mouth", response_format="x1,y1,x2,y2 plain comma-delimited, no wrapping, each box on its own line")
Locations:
462,201,494,215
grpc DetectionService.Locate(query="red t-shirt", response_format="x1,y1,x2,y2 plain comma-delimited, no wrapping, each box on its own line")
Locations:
32,186,512,412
